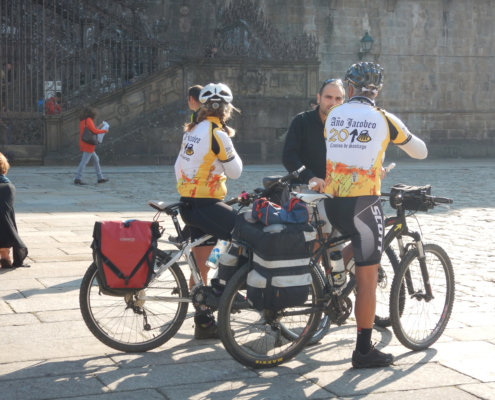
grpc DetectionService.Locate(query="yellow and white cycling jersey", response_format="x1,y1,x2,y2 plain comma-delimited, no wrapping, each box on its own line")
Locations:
175,116,242,199
324,98,427,197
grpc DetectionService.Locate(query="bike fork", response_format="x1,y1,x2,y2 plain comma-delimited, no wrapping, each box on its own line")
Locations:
408,232,434,301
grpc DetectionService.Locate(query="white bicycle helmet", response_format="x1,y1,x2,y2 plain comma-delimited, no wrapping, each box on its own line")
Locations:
199,83,233,104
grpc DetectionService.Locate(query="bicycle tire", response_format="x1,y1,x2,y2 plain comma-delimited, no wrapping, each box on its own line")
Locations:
217,263,323,368
390,243,455,350
80,257,189,352
280,265,329,345
374,246,403,327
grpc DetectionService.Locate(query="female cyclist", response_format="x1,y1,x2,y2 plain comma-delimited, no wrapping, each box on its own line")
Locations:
174,83,242,339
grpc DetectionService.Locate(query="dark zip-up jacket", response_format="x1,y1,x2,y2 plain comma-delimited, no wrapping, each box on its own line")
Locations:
282,107,325,184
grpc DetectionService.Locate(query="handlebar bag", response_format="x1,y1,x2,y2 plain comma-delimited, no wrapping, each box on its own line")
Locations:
389,183,433,212
233,214,315,311
92,220,160,294
262,176,291,206
252,197,310,225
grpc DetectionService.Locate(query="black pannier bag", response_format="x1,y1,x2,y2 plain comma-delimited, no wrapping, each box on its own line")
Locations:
92,220,161,294
232,213,316,311
217,243,242,287
389,183,433,212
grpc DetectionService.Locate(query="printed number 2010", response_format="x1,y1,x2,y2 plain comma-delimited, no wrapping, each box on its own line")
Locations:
328,128,349,142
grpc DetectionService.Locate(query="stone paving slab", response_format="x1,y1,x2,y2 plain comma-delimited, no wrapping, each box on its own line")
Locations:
0,374,107,400
349,387,481,400
158,373,333,399
56,389,167,400
460,383,495,400
300,363,477,397
97,359,259,392
0,161,494,399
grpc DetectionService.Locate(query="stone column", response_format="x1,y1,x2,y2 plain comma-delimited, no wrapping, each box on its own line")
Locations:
43,115,63,164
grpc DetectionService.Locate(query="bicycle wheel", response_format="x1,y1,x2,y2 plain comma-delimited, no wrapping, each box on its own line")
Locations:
280,265,329,345
217,263,323,368
80,255,189,352
390,243,455,350
374,247,402,327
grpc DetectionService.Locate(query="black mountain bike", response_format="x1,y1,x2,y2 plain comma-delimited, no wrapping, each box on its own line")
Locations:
217,177,454,368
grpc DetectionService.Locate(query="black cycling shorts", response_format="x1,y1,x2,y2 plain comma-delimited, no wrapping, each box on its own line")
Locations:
179,197,238,246
324,196,384,267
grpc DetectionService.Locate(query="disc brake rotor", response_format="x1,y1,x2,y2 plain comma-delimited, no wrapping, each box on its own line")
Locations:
377,266,388,289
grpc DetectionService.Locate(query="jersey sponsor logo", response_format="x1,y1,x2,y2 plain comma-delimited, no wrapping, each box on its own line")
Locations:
327,128,372,144
186,135,202,144
185,143,194,155
371,205,384,252
357,130,371,142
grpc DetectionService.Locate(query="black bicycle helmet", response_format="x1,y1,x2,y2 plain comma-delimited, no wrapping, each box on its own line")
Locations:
344,62,384,91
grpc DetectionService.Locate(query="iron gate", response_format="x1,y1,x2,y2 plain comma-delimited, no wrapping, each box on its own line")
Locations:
0,0,168,144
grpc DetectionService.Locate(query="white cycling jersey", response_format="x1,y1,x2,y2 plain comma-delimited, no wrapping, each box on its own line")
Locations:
324,97,427,197
175,116,242,199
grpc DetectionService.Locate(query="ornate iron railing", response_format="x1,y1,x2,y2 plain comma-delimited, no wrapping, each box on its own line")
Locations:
0,0,167,114
0,0,318,145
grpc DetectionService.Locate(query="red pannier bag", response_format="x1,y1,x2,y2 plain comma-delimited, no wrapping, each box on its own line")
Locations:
92,220,161,293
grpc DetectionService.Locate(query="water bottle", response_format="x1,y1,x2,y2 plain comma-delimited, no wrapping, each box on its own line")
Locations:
329,250,347,288
205,240,230,269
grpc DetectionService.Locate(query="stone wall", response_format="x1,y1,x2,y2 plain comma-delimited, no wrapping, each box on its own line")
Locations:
130,0,495,157
44,58,319,165
41,0,495,164
256,0,495,156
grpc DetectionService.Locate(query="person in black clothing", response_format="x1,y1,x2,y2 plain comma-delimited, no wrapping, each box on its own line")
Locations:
0,152,28,268
282,78,345,191
187,84,203,124
169,85,204,244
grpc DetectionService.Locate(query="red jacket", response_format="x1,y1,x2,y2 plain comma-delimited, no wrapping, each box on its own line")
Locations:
79,118,107,153
45,98,61,115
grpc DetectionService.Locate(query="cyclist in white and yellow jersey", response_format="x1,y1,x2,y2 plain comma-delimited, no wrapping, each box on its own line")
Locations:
175,83,243,339
323,62,427,368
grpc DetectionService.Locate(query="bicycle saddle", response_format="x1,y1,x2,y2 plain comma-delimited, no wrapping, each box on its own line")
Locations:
292,192,332,205
148,201,189,213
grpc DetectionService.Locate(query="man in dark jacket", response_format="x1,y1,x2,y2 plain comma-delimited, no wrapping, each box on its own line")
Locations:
282,79,345,191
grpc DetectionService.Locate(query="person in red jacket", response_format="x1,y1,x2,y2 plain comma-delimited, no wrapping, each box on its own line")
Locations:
74,107,108,185
45,92,62,115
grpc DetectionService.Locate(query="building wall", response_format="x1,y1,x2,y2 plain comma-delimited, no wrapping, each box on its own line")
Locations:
134,0,495,156
40,0,495,165
259,0,495,155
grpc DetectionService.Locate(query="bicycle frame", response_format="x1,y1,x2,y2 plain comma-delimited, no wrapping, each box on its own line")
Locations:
137,203,214,303
281,193,433,318
382,198,434,301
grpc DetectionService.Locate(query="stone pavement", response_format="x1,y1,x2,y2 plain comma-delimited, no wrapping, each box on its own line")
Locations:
0,159,494,400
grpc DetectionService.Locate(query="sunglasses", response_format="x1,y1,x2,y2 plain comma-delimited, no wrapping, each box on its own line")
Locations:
319,78,344,93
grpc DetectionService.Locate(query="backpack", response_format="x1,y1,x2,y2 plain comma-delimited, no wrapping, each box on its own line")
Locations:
92,220,161,294
251,197,310,225
232,213,315,311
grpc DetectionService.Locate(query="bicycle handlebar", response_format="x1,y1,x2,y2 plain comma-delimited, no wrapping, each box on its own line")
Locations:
381,191,454,206
225,166,306,206
225,197,240,206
